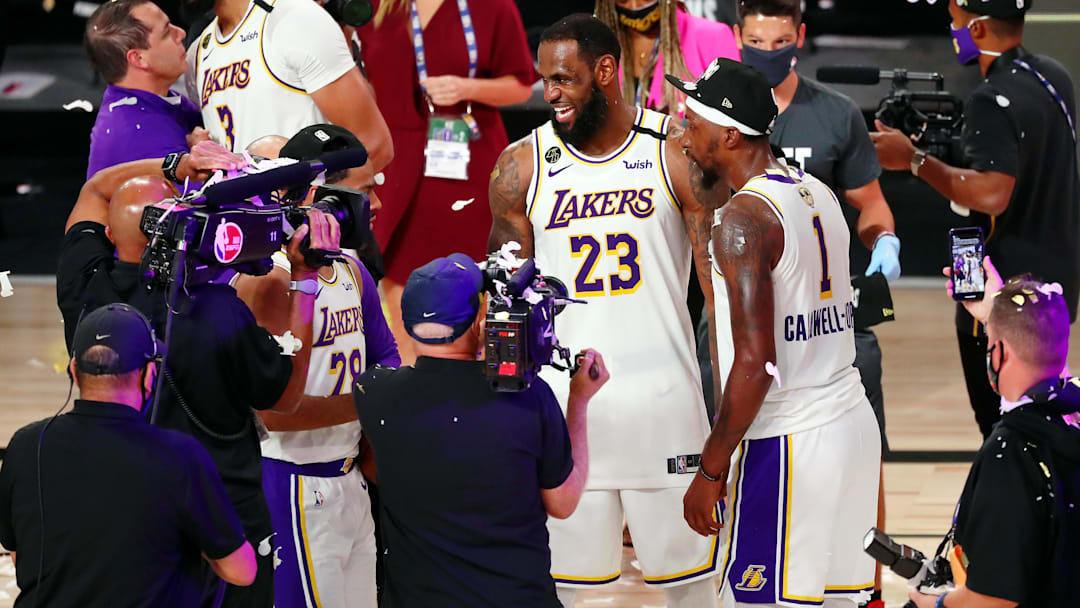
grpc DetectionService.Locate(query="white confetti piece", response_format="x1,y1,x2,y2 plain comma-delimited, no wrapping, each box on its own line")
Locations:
765,361,782,387
63,99,94,112
273,330,303,356
0,271,13,297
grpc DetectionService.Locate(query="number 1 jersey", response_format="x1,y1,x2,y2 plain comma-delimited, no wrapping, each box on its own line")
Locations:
711,168,866,440
528,108,708,490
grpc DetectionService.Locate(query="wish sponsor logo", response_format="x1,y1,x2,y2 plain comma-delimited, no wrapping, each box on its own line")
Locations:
543,188,655,230
622,159,653,170
240,31,258,43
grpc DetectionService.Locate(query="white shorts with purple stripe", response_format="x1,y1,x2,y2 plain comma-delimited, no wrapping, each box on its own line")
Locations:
718,403,880,607
263,457,377,608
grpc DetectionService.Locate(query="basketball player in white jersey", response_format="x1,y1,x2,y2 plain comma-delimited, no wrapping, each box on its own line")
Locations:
488,14,721,608
235,126,400,608
671,58,881,608
185,0,392,173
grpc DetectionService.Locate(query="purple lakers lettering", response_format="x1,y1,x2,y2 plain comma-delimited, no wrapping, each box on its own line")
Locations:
313,305,365,348
544,188,655,230
201,60,251,108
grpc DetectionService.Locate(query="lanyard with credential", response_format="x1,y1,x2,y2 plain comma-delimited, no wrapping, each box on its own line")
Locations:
1013,58,1077,142
409,0,481,139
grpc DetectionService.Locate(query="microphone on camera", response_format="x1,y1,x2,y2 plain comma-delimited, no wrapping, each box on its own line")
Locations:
197,146,369,207
200,162,314,206
310,145,368,175
816,66,945,86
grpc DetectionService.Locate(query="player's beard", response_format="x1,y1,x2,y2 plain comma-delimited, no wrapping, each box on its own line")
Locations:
552,82,609,150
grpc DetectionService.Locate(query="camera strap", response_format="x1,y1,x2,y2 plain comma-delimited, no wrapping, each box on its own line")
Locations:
165,369,252,441
1013,59,1076,142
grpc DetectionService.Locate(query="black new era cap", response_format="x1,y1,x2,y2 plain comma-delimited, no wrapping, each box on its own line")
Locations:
666,58,778,136
71,303,160,375
957,0,1031,18
280,124,364,201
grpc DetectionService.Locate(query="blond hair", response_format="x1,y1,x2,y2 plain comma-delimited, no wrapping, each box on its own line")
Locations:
594,0,692,112
374,0,409,28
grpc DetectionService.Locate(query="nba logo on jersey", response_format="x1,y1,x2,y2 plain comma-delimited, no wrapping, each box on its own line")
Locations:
214,221,244,263
735,565,768,592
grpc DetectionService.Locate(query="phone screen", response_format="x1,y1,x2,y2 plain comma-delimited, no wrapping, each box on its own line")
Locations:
949,228,986,301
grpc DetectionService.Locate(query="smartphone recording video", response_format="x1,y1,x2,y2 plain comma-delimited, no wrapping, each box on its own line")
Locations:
949,227,986,301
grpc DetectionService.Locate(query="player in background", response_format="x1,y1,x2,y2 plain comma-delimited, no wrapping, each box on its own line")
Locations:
185,0,392,175
235,126,399,608
673,58,880,607
488,14,721,608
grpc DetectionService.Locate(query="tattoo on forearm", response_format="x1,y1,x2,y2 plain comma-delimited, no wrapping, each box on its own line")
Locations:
487,138,534,255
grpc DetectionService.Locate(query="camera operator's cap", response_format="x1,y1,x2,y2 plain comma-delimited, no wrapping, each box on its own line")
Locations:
665,57,778,136
71,303,160,375
402,253,483,344
956,0,1030,18
280,124,364,201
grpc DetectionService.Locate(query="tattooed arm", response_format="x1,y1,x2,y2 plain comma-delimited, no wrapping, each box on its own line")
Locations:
487,136,536,257
683,193,785,537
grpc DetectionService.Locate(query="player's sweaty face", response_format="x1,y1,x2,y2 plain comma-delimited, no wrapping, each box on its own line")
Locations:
680,110,724,190
539,40,595,131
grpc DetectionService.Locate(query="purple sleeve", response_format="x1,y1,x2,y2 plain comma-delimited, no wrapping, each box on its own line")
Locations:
357,261,401,368
86,94,200,179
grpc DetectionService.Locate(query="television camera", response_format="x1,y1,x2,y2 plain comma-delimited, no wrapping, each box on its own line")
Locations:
863,527,956,608
481,246,595,392
817,66,966,167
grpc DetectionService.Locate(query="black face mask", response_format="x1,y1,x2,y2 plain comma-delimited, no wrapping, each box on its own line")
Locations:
615,1,661,33
986,341,1003,394
739,44,798,88
552,81,609,150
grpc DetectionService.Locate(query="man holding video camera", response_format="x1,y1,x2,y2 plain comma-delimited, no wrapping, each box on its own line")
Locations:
904,261,1080,608
872,0,1080,438
55,141,343,607
352,253,609,606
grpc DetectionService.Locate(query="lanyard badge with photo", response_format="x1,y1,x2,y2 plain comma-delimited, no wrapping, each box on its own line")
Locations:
411,0,480,181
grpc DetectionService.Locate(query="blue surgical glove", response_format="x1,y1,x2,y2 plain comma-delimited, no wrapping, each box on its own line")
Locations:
865,233,901,282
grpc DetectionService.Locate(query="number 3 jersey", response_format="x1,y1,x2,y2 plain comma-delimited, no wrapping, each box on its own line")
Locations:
711,168,866,440
528,108,708,490
185,0,355,151
259,252,367,464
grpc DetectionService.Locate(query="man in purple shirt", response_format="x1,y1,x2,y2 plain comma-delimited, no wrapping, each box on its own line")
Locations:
84,0,205,179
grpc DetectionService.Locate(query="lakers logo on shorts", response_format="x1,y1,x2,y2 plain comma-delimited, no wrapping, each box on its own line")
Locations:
734,565,768,592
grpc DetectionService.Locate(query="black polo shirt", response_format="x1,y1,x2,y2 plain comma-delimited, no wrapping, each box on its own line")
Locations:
354,357,573,608
0,400,246,607
954,378,1080,607
55,221,291,531
961,46,1080,325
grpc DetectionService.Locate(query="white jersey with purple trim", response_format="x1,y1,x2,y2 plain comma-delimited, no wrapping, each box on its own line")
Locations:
185,0,354,151
527,107,708,489
711,167,865,440
259,251,367,464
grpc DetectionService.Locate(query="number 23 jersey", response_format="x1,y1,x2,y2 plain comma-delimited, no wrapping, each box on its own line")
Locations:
528,108,708,490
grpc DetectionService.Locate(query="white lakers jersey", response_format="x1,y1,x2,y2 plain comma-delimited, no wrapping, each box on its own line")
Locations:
528,108,708,490
186,0,354,151
260,252,367,464
712,167,865,440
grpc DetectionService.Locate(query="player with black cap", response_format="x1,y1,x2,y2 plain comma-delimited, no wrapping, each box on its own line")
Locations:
872,0,1080,439
671,57,881,607
352,253,608,607
233,124,399,608
0,303,257,606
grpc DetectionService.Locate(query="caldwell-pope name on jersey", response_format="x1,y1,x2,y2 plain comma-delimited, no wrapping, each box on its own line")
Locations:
784,301,855,342
544,188,655,230
312,305,365,348
201,60,251,108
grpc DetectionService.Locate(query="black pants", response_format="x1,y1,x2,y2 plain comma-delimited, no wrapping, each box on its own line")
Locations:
956,305,1000,439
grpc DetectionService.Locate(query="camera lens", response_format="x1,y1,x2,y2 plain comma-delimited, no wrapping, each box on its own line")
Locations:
323,0,373,26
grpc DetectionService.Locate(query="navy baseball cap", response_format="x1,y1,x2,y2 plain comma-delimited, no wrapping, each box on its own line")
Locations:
402,253,484,344
72,303,160,375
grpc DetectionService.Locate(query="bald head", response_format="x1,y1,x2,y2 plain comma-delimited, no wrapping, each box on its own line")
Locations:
247,135,288,160
108,175,176,262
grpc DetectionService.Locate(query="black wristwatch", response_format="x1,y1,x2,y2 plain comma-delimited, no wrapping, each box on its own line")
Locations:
162,152,186,183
